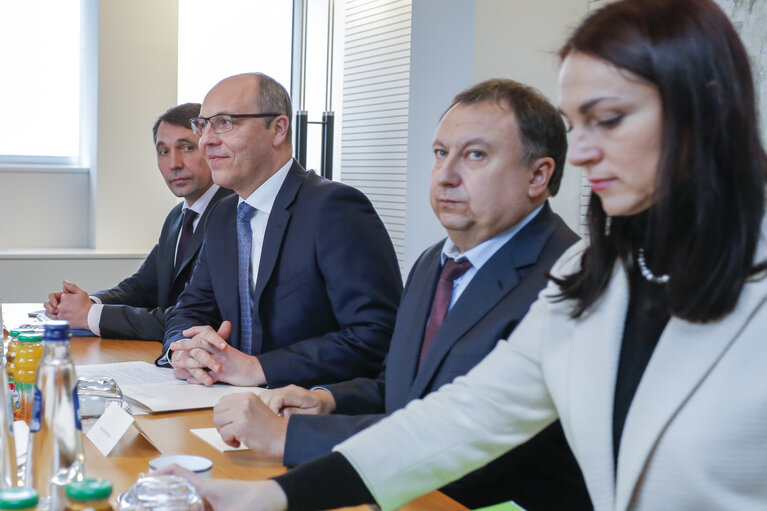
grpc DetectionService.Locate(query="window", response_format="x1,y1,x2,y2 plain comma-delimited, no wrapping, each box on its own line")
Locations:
0,0,82,163
177,0,293,105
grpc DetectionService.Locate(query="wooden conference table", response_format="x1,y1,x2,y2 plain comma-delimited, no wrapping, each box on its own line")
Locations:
73,337,468,511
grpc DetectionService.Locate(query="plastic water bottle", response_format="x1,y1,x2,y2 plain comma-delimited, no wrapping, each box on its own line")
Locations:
24,320,85,509
0,362,18,489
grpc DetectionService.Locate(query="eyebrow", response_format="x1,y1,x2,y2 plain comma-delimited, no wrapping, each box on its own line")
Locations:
156,138,197,148
577,96,620,114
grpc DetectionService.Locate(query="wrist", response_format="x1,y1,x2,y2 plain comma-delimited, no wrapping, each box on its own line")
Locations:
311,388,336,414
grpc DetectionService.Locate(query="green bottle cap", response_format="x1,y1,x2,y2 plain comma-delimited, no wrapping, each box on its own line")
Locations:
8,329,33,338
0,487,39,509
17,333,43,343
66,478,113,501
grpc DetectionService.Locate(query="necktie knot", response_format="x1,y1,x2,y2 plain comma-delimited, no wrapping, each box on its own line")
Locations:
181,208,198,226
237,202,257,223
441,258,472,283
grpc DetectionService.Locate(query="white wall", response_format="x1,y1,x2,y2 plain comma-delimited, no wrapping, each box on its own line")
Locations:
0,1,180,302
402,0,589,272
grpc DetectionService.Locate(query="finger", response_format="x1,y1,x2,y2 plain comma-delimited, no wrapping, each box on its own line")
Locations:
190,348,222,373
62,280,84,294
217,320,232,342
44,301,57,315
182,325,214,338
217,425,242,448
170,337,216,353
189,367,215,386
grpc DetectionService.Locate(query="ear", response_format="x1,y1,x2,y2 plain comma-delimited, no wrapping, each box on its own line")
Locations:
271,115,290,147
528,156,555,200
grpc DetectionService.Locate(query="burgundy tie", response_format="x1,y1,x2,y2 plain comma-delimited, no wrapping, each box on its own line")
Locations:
174,208,198,273
418,257,473,367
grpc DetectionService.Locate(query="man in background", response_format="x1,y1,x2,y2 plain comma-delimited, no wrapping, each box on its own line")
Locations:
44,103,233,341
162,73,401,389
208,79,592,510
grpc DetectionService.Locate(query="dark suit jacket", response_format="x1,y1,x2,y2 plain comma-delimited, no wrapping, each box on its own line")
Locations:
162,161,402,388
285,202,592,510
93,186,233,341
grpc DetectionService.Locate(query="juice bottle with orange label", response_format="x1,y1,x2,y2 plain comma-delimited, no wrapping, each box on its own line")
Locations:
13,333,44,423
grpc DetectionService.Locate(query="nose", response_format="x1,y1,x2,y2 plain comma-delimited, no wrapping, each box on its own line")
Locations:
170,149,184,170
199,125,220,150
433,154,461,187
566,130,602,168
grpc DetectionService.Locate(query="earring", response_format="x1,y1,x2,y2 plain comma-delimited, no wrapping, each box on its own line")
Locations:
604,215,612,237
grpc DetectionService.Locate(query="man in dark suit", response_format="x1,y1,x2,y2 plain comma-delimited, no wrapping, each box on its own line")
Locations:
207,80,592,510
44,103,232,341
162,73,401,389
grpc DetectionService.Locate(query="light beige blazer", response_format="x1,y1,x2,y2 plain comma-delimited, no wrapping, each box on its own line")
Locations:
337,218,767,511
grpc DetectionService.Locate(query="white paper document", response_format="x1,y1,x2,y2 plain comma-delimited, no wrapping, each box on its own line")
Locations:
120,385,264,413
76,361,181,387
191,427,249,452
76,361,264,413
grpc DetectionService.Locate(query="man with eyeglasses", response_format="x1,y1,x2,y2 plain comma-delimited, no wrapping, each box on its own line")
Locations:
44,103,233,341
158,73,402,389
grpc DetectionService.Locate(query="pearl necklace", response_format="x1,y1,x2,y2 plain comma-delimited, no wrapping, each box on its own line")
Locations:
637,248,670,284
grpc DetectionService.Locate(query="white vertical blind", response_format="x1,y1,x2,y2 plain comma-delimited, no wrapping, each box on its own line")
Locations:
340,0,412,270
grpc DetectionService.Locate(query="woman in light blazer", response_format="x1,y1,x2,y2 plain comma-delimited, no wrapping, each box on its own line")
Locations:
162,0,767,509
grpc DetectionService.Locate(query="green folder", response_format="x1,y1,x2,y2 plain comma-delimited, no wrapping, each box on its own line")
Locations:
472,502,526,511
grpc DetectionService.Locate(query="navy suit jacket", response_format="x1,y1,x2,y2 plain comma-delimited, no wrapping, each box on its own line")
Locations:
93,186,233,341
285,203,592,510
162,161,402,388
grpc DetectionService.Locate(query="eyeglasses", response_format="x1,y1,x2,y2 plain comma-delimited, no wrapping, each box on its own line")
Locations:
189,113,282,136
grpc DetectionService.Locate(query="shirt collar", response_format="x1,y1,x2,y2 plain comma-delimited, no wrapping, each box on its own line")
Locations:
441,203,545,269
184,183,220,215
238,159,293,214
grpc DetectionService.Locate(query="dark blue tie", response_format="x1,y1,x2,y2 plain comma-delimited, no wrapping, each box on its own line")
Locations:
174,208,198,274
237,202,257,354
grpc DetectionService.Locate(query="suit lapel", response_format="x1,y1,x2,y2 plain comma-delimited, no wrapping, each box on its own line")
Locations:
388,248,442,404
251,162,305,353
565,263,627,511
408,204,557,401
615,275,767,511
158,205,184,304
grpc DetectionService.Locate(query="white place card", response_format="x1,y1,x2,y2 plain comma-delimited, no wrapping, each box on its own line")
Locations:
85,401,135,456
191,427,249,453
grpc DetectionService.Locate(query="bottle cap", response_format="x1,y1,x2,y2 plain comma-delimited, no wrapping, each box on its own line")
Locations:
0,487,39,509
43,320,70,341
17,333,43,343
8,329,33,338
66,478,113,501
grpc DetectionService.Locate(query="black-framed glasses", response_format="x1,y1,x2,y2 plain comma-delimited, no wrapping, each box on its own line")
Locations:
189,113,282,136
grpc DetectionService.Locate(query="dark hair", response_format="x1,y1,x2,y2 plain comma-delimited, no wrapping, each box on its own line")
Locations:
253,72,293,146
449,79,567,196
152,103,201,143
554,0,767,321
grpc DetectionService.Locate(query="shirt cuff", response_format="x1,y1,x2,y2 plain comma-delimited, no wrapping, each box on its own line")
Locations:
89,295,102,305
309,386,334,397
87,303,103,336
156,346,173,367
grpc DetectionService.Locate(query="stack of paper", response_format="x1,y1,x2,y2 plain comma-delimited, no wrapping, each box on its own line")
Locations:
76,361,264,413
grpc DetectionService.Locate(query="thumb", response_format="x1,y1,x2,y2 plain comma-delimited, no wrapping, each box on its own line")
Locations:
217,320,232,342
62,280,83,294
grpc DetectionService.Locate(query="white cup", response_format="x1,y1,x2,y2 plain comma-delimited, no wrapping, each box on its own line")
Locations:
149,455,213,478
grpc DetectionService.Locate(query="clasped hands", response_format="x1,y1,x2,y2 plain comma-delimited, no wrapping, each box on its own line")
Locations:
170,320,267,387
43,280,93,329
212,385,337,459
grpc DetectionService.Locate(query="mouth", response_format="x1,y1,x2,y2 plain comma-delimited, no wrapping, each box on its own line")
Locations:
206,154,228,166
588,178,616,192
170,177,189,185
